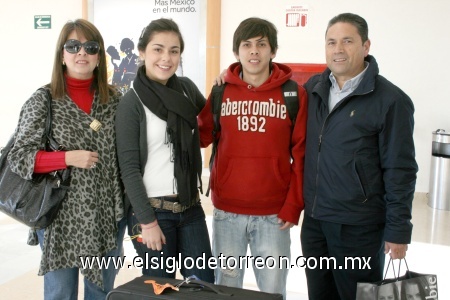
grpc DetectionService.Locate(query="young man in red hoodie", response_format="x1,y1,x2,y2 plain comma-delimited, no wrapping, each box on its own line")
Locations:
198,17,307,298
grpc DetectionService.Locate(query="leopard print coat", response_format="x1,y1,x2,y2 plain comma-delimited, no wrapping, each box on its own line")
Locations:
8,87,124,287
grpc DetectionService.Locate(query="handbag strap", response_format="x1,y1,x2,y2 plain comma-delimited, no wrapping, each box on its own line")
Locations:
40,88,64,151
38,88,71,184
383,258,411,281
42,88,53,142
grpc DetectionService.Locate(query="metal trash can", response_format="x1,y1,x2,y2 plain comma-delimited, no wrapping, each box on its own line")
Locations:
428,129,450,210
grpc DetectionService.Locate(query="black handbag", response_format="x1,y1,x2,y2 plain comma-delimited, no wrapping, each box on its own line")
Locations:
0,88,71,229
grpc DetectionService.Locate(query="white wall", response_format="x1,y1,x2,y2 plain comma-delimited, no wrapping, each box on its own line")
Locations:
220,0,450,193
1,0,449,193
0,0,82,144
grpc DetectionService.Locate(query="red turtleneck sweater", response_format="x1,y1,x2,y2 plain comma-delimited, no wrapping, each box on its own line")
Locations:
34,75,95,173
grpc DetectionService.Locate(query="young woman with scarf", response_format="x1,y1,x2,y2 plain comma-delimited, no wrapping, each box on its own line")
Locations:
115,18,214,282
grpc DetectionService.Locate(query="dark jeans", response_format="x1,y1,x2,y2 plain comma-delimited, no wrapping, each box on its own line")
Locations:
300,214,385,300
128,203,215,283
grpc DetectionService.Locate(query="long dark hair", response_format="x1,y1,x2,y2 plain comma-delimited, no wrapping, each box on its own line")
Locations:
50,19,116,103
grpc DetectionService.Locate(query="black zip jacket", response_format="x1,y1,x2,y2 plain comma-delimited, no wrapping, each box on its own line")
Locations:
303,55,418,244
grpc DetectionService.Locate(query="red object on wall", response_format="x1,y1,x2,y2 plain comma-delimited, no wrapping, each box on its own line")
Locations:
284,63,327,86
301,14,307,27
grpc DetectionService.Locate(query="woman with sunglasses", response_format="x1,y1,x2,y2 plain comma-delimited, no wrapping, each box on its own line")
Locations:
8,19,125,299
115,18,214,282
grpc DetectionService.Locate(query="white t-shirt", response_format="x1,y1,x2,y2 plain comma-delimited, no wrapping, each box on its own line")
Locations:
141,105,177,197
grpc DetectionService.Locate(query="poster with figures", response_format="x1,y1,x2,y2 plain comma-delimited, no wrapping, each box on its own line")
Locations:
93,0,204,94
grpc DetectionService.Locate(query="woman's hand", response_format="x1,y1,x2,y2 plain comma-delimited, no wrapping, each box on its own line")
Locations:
141,221,166,251
213,69,227,86
65,150,99,169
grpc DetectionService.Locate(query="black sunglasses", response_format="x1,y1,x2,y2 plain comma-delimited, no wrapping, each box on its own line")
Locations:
64,39,100,55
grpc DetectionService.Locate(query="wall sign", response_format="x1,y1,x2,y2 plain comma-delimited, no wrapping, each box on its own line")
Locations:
34,15,51,29
286,5,309,28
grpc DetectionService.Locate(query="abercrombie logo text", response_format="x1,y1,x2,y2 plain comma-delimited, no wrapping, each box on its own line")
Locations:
221,98,287,132
425,275,438,299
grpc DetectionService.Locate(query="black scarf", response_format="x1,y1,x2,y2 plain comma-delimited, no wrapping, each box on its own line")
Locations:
133,66,202,206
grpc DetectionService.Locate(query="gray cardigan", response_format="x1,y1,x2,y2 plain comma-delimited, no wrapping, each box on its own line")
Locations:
115,77,205,224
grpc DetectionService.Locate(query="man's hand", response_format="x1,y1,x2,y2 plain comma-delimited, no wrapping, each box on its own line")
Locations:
278,218,295,230
385,242,408,259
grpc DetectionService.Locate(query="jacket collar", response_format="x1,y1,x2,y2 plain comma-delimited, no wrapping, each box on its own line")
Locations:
313,55,379,99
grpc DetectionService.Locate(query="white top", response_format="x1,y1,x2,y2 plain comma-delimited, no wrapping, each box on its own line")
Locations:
141,104,177,197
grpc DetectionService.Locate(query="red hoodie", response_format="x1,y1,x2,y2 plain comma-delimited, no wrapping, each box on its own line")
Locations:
198,62,307,224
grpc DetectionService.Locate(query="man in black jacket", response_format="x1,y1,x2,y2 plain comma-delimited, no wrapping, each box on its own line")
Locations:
301,12,418,300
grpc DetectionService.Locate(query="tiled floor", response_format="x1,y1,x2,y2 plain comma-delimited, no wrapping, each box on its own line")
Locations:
0,184,449,299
